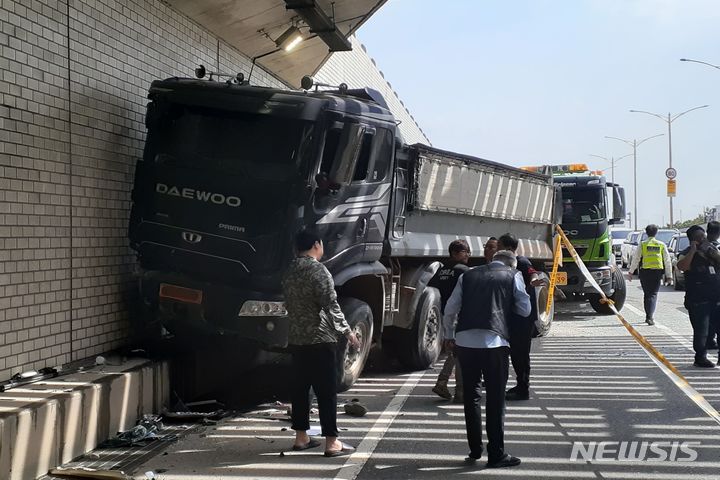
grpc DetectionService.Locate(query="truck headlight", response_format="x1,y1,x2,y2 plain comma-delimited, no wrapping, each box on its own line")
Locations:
238,301,287,317
591,270,611,280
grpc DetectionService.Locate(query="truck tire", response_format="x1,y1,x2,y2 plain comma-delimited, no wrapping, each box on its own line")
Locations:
398,287,443,370
589,268,626,315
336,297,374,392
533,277,554,337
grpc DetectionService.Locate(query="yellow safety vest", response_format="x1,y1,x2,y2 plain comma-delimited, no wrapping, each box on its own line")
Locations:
641,238,664,270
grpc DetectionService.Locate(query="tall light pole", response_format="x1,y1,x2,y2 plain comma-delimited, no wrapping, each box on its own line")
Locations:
680,58,720,70
588,153,632,185
629,105,710,226
605,134,664,230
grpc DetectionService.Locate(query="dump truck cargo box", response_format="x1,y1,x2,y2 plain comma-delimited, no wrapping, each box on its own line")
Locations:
389,144,555,260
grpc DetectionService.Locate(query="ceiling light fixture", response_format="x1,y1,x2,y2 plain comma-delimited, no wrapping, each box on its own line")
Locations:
284,0,352,52
275,25,304,52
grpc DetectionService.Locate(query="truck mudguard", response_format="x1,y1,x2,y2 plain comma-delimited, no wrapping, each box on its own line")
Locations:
394,261,442,330
333,261,388,287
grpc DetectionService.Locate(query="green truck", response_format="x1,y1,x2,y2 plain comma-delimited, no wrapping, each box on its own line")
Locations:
524,164,627,314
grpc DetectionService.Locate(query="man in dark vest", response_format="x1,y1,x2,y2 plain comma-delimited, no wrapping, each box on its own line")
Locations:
498,233,543,401
677,225,720,368
442,249,530,468
430,239,471,402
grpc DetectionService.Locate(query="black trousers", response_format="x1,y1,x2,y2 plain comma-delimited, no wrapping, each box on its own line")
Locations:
639,269,663,319
290,343,339,437
688,302,714,361
456,345,510,461
509,319,533,392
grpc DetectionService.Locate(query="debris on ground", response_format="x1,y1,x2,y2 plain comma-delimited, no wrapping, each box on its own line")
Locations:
162,396,229,423
161,409,228,422
343,399,368,417
100,415,177,447
48,466,131,479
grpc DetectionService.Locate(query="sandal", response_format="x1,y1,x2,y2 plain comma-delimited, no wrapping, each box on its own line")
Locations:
292,438,321,451
324,442,355,457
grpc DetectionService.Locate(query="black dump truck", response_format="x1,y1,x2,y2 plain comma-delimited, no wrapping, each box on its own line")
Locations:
128,72,558,390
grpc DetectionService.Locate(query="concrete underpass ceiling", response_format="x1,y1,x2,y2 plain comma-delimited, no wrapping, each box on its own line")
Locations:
167,0,387,88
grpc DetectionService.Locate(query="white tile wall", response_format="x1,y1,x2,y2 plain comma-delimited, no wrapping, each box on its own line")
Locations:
0,0,428,382
0,0,287,381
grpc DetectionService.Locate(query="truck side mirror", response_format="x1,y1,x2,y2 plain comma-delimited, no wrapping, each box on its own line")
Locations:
553,185,563,224
611,185,626,222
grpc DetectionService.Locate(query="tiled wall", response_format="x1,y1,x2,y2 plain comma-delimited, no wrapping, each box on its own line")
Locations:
0,0,428,382
0,0,286,381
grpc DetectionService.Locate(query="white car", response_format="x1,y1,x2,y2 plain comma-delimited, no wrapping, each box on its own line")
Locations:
621,231,641,268
610,228,633,264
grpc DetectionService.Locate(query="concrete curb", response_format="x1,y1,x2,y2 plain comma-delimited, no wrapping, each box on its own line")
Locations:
0,358,169,480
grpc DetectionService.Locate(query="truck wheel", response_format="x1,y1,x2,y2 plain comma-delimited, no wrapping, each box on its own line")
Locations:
533,277,554,337
336,298,373,392
398,287,443,370
589,268,626,315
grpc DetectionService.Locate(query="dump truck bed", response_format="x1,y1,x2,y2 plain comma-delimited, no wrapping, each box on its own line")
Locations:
389,144,555,260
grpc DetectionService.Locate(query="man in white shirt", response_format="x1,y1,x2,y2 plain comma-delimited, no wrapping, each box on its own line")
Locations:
443,249,531,468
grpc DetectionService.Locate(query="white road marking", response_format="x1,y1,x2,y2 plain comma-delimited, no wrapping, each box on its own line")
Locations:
624,302,694,351
333,371,426,480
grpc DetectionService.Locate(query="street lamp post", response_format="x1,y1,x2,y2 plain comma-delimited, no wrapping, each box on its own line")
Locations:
605,134,664,230
629,105,710,227
680,58,720,70
589,153,632,185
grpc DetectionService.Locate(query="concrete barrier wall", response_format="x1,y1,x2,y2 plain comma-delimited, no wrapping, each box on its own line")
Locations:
0,358,168,480
0,0,287,382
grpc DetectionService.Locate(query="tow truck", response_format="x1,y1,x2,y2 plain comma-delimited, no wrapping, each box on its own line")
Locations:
523,164,627,314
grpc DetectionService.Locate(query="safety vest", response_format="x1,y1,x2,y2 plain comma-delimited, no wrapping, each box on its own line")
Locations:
641,238,664,270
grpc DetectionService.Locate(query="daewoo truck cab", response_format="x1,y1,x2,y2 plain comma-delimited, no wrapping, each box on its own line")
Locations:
129,70,558,389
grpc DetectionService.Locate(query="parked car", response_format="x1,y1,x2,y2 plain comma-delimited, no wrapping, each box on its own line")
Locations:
668,233,690,290
626,229,679,272
621,231,641,268
611,227,633,264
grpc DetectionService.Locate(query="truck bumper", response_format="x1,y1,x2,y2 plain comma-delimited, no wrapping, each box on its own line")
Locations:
556,264,614,295
137,270,289,349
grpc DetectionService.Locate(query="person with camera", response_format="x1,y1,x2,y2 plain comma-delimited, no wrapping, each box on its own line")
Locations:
676,225,720,368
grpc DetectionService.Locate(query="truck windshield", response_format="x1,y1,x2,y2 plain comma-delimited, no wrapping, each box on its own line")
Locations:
560,187,606,224
146,105,314,180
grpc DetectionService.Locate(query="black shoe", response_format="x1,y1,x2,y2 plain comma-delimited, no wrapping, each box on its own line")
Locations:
487,454,521,468
707,340,719,350
645,318,655,326
505,388,529,401
693,357,716,368
464,452,482,464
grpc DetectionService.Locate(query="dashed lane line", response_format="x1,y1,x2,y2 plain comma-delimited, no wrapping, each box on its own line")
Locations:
333,370,427,480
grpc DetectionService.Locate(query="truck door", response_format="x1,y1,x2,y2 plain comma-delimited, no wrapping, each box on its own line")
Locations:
313,122,393,270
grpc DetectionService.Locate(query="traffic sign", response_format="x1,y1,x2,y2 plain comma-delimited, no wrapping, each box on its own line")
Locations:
665,167,677,179
667,179,676,197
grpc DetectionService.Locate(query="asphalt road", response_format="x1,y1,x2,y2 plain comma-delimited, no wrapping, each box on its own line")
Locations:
120,272,720,479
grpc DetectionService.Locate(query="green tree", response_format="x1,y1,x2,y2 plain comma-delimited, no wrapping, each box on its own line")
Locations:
667,212,705,229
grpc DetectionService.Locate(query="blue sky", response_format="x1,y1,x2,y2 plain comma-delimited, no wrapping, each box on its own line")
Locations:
357,0,720,228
